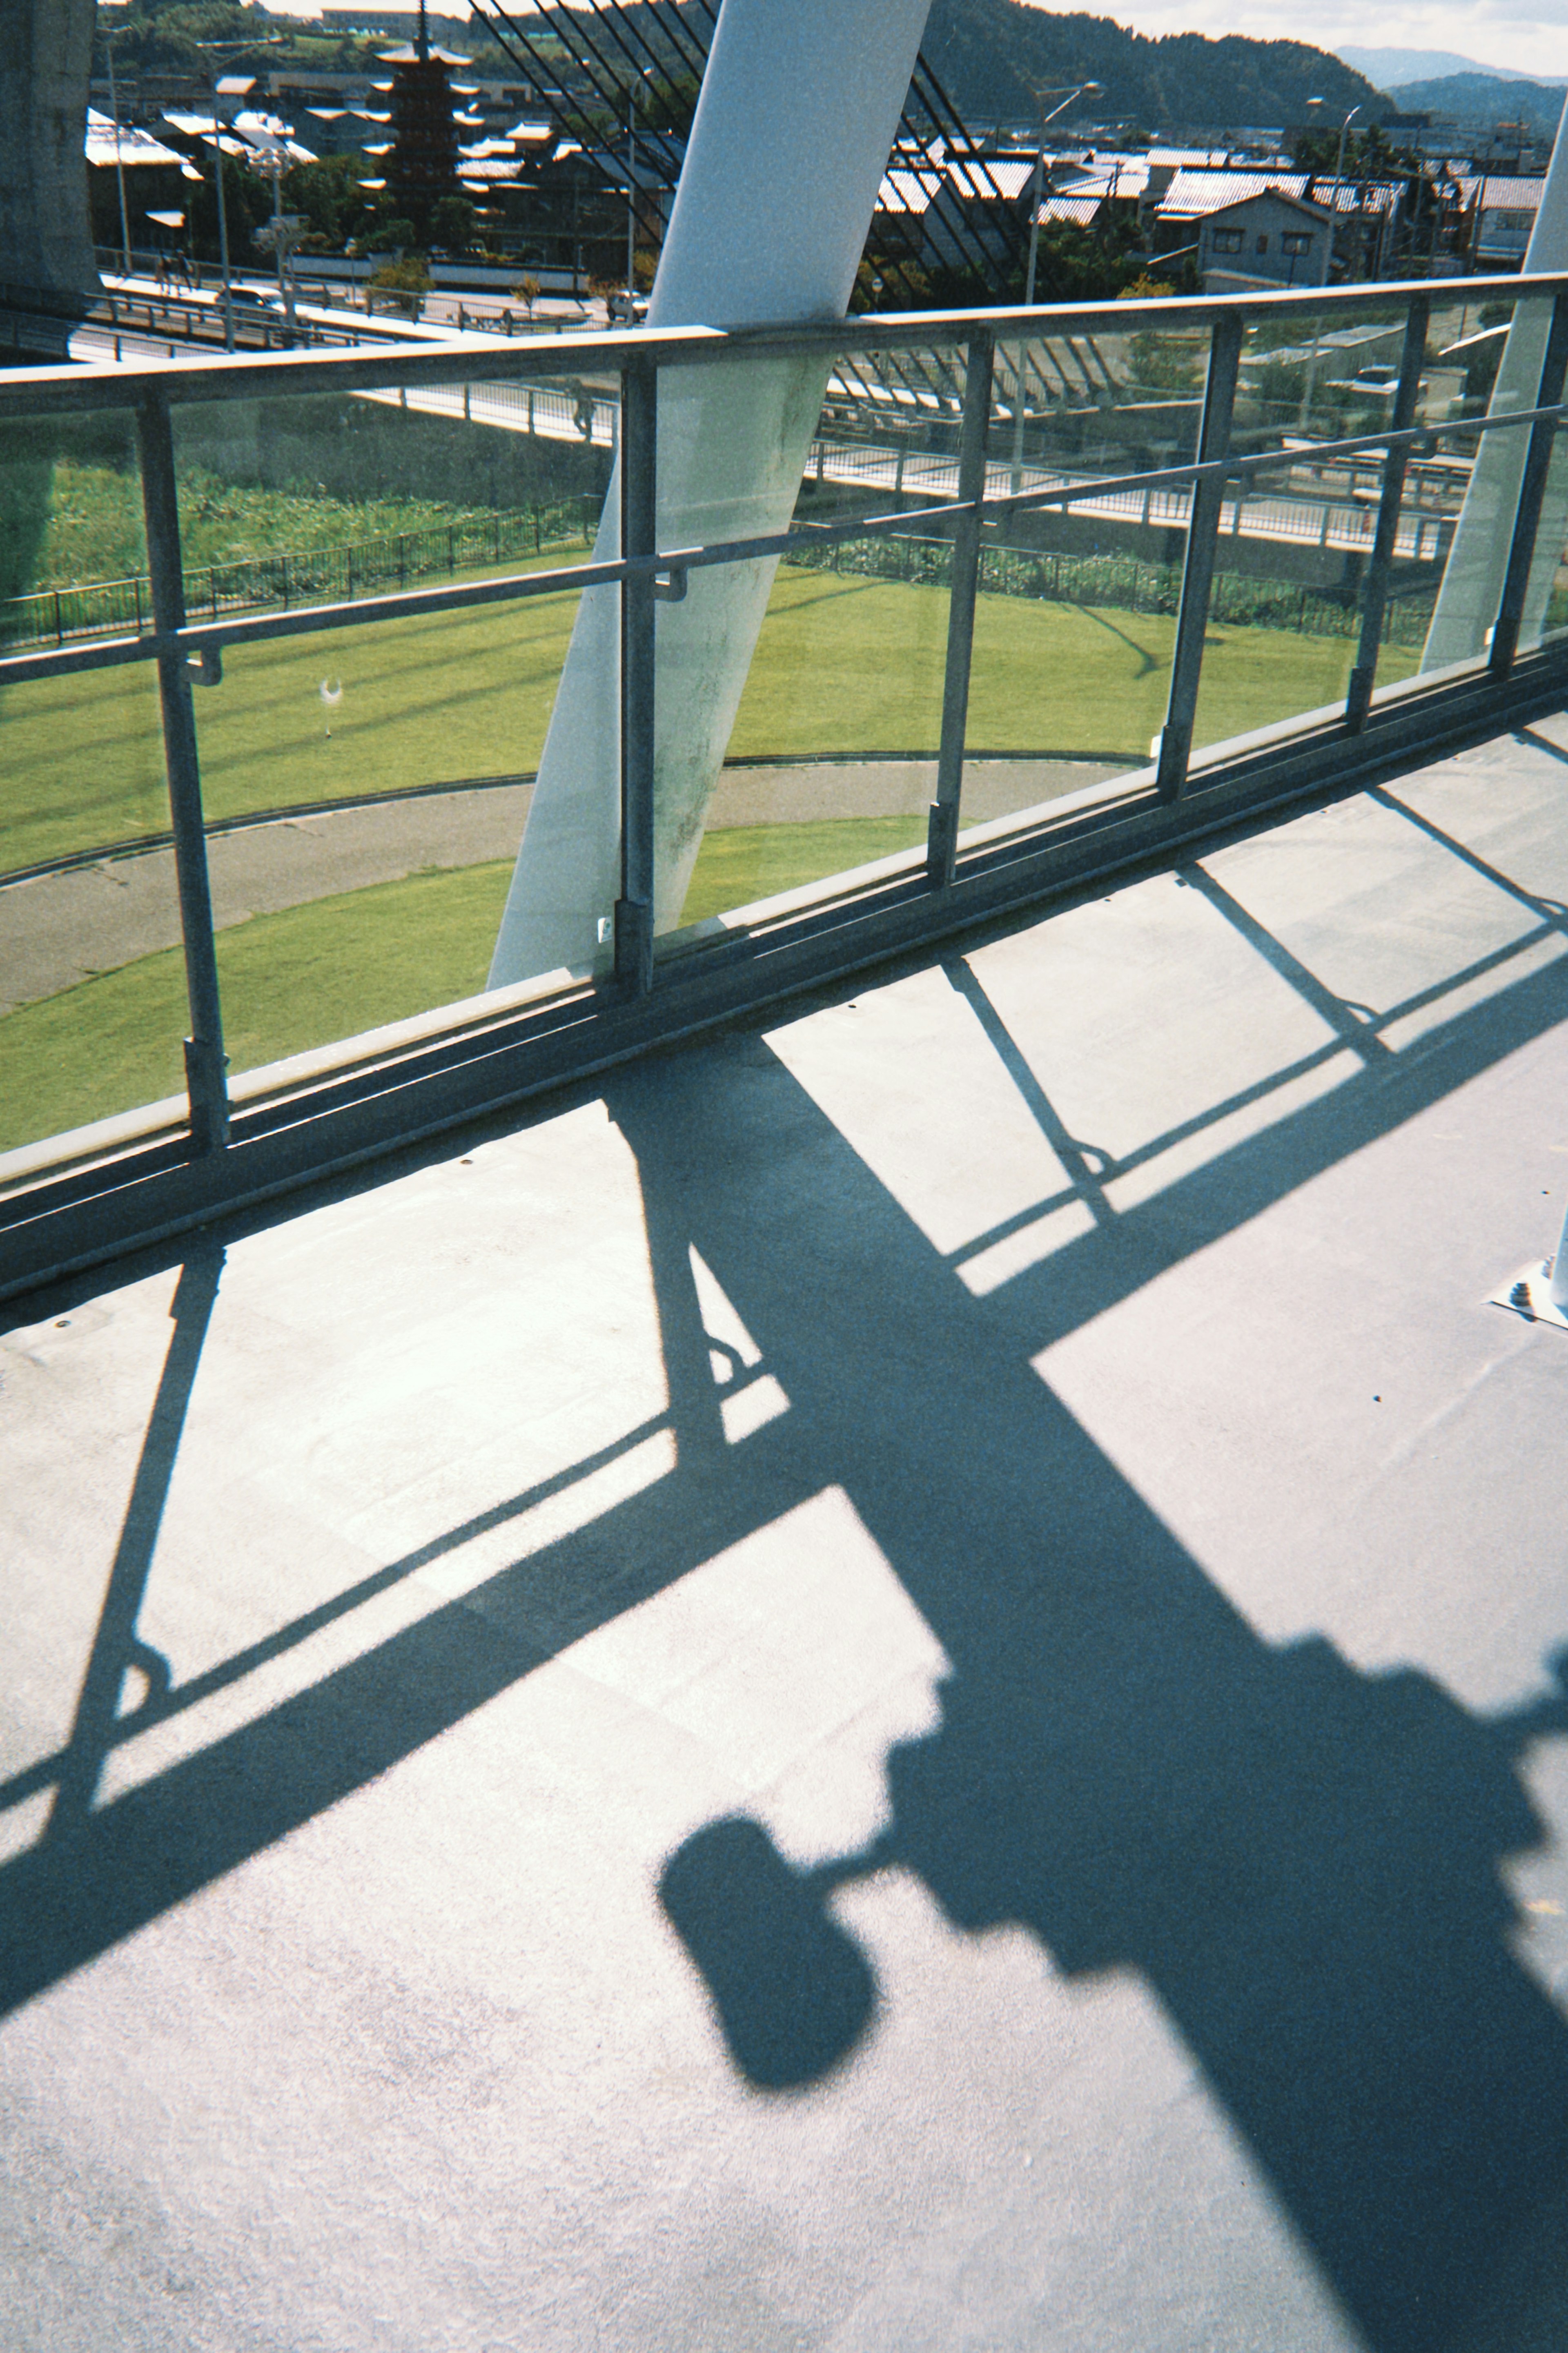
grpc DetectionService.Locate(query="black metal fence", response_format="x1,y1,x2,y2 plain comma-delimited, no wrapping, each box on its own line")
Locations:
0,500,596,651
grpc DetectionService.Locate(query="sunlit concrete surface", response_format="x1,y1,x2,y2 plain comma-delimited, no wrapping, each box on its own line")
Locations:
5,719,1568,2351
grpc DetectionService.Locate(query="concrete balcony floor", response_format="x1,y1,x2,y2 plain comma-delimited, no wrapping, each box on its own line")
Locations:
6,716,1568,2353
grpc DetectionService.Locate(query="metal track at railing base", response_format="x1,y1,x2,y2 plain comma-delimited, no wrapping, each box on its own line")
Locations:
5,642,1567,1309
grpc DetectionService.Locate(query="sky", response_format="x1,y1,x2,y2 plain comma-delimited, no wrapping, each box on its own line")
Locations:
253,0,1568,84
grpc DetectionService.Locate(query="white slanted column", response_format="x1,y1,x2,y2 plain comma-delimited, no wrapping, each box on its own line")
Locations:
1421,120,1568,673
487,0,933,988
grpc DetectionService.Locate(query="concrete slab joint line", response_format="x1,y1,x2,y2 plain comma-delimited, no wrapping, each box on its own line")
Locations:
6,733,1568,2347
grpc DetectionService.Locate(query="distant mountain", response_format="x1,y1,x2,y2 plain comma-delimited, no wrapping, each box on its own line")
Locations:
919,1,1385,129
1382,74,1566,137
1335,45,1566,88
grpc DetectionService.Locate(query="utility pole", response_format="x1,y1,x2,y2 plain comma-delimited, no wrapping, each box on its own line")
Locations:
625,67,653,313
208,67,235,351
195,36,280,351
1011,80,1101,493
1299,97,1363,429
99,0,134,278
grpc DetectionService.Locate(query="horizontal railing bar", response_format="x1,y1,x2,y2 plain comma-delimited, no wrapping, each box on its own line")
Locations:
0,270,1561,418
0,392,1555,689
8,634,1568,1303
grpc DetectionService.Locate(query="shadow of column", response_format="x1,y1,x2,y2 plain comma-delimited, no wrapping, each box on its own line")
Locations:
622,1038,1568,2353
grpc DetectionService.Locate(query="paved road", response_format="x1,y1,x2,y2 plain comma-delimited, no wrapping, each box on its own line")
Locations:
0,756,1123,1014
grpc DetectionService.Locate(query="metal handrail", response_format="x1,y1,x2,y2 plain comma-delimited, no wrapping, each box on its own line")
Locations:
3,268,1566,1225
0,394,1555,693
0,267,1558,416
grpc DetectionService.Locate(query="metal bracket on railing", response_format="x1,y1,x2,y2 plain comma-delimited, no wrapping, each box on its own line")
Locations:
652,567,687,604
186,644,222,687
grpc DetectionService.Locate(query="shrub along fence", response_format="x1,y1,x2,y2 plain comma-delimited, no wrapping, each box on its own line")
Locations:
5,508,1450,657
0,499,597,653
787,531,1440,645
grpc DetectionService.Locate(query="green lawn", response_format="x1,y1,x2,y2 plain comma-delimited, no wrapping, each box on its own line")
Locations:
0,564,1412,877
0,564,1424,1150
0,862,513,1151
0,547,591,875
0,818,934,1149
679,815,927,923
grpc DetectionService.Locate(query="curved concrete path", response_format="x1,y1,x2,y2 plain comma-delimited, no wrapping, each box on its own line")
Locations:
0,757,1124,1015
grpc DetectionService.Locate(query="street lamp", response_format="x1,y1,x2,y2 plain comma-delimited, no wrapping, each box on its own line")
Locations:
249,127,307,337
1299,97,1363,430
1305,96,1363,285
1011,79,1101,491
625,66,654,314
98,0,134,279
1022,80,1103,308
196,35,279,352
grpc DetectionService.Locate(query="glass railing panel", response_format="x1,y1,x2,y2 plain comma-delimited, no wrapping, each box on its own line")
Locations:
658,515,949,934
1236,295,1410,455
210,856,521,1089
185,563,587,830
0,404,167,871
1438,292,1568,662
161,372,608,1064
1365,412,1489,696
169,383,603,831
1189,298,1411,758
957,527,1170,825
1370,292,1521,691
0,401,200,1149
0,848,189,1153
994,312,1207,488
0,670,187,1152
814,336,969,514
947,312,1209,832
187,581,581,1079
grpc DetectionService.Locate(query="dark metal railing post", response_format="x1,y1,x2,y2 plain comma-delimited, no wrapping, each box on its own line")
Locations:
1155,314,1242,802
136,391,229,1154
1489,291,1568,678
1345,296,1430,732
616,357,657,995
927,331,994,888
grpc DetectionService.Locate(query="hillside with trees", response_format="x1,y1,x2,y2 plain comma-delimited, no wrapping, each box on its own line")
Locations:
918,0,1388,131
1375,74,1566,139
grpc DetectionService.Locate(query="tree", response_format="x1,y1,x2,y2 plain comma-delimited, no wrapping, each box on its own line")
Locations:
1287,123,1423,178
1011,218,1152,308
366,254,432,319
431,194,477,253
184,150,270,268
283,154,376,253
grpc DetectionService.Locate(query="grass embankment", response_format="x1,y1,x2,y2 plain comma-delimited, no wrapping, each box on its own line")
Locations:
0,820,927,1149
0,565,1402,875
24,461,526,591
